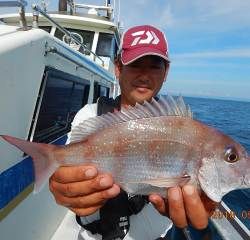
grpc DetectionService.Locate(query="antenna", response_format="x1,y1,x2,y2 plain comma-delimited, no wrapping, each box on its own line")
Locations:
37,0,50,12
113,0,115,22
67,0,75,14
118,0,121,33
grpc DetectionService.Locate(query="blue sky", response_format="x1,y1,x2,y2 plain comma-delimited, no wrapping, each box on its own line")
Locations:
1,0,249,101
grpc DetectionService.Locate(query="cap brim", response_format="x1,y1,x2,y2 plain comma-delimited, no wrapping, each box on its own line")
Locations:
121,47,171,65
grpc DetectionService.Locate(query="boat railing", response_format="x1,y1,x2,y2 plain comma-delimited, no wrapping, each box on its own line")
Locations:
44,44,113,83
0,0,28,30
65,1,113,20
31,4,105,67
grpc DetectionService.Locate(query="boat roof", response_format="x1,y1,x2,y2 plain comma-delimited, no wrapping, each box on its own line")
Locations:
0,11,117,30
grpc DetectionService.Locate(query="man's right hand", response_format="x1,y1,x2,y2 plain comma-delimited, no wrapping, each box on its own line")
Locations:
49,165,120,216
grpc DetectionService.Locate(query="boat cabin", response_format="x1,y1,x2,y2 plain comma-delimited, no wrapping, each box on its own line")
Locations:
0,1,121,239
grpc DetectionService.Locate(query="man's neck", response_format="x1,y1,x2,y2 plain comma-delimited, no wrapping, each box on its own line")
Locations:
120,96,135,109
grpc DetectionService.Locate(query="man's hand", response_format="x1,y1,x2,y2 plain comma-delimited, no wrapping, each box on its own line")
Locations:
149,184,221,230
49,165,120,216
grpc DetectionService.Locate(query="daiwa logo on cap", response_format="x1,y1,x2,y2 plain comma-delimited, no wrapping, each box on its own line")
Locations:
131,31,160,46
119,25,171,65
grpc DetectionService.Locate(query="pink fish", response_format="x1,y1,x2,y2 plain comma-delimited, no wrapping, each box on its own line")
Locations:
2,94,250,202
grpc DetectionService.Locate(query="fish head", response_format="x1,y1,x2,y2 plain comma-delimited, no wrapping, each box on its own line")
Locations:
198,129,250,202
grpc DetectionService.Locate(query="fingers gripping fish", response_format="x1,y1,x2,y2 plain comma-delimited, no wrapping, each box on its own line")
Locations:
2,93,250,203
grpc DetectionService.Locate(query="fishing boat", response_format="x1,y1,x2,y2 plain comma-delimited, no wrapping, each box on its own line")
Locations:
1,1,250,240
0,0,121,239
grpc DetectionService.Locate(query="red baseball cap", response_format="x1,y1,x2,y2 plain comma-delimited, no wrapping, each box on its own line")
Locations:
119,25,171,65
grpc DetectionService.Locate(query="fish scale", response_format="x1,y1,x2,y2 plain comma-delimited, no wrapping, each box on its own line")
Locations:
1,93,250,202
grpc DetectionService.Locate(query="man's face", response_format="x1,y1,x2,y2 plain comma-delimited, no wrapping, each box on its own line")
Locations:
115,55,170,108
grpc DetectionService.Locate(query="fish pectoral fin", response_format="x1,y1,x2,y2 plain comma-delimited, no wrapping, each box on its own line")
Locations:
127,176,191,188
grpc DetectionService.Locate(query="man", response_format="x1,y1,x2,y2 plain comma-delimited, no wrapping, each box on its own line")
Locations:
49,25,220,239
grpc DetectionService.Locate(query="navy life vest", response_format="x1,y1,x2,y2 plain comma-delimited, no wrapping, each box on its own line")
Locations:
76,96,167,240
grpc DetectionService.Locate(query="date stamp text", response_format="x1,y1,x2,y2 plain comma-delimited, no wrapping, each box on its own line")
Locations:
212,211,250,219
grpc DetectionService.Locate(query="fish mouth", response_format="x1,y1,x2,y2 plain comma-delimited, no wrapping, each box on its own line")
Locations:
244,175,250,187
243,156,250,187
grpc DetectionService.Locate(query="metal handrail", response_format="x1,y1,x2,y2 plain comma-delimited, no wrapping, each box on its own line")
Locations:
0,0,28,30
45,45,113,84
31,4,104,67
66,1,114,20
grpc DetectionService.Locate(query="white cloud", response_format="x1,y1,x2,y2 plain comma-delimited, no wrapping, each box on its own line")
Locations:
162,90,212,96
170,60,232,67
160,90,250,100
172,49,250,58
134,0,148,4
120,0,250,33
168,79,250,87
120,1,174,30
150,3,174,29
173,0,250,32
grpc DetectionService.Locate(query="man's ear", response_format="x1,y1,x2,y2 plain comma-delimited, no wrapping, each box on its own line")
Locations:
115,59,121,78
163,64,170,82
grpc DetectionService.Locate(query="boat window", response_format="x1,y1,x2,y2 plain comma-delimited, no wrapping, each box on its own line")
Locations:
39,26,52,33
69,83,89,124
33,77,73,142
54,28,95,55
93,82,110,103
100,85,109,97
96,33,113,58
111,37,119,61
29,67,90,143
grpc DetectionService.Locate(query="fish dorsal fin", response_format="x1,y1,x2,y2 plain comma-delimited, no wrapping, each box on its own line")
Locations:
166,92,183,116
69,93,193,144
176,93,187,117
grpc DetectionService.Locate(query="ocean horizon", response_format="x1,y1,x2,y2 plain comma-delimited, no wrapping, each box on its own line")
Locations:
159,92,250,103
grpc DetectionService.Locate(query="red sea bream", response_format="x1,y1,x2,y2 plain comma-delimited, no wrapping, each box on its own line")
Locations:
2,94,250,202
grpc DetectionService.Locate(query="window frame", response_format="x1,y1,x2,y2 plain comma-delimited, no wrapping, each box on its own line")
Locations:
96,32,114,58
93,81,110,103
27,66,90,144
54,27,95,55
111,34,119,62
39,26,52,34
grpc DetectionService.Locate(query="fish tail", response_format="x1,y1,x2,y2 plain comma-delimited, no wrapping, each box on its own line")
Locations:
1,135,58,194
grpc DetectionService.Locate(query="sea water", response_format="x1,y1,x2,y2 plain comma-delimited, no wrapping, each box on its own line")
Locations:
161,95,250,230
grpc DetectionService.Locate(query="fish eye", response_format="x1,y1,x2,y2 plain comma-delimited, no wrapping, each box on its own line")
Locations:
225,148,239,163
